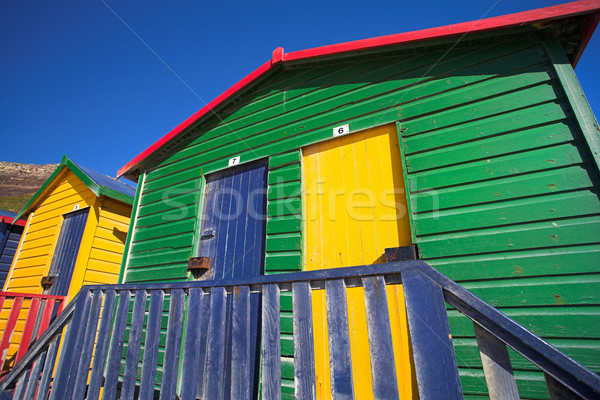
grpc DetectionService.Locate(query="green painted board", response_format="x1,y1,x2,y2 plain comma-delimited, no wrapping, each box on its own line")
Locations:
412,163,597,213
430,244,600,281
267,181,301,200
403,101,571,154
266,215,302,234
415,189,600,236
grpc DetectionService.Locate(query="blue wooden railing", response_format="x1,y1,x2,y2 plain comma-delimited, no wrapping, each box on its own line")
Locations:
0,260,599,399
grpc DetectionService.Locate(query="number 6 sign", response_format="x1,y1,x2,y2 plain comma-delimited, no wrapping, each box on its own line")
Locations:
333,124,350,137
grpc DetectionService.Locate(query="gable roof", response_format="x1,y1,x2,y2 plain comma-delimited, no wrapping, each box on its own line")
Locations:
118,0,600,181
15,155,136,221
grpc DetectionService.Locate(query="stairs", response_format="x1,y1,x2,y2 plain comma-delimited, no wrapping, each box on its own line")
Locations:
1,260,598,399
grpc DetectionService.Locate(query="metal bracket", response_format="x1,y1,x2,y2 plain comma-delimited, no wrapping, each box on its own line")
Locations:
188,257,211,276
384,245,418,262
40,275,56,290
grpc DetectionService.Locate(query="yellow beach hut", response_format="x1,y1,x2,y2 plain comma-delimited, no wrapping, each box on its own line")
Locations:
0,156,135,371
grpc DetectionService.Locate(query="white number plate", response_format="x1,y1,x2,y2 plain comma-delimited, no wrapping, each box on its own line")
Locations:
333,124,350,137
228,156,240,166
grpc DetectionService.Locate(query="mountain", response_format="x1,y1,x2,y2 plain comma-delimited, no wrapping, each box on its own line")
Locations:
0,161,58,214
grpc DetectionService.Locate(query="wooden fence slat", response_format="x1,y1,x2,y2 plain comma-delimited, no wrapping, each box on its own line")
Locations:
5,260,599,400
121,290,148,400
402,269,462,400
195,288,212,398
474,322,519,400
160,289,185,400
262,283,281,400
36,300,56,340
15,298,41,364
292,281,316,400
362,276,399,399
180,288,204,400
231,285,251,400
545,373,580,400
325,279,354,400
102,290,131,400
139,290,165,399
87,290,116,400
204,286,227,400
35,337,60,400
11,370,29,400
22,353,45,400
49,290,91,400
0,296,24,366
73,290,104,400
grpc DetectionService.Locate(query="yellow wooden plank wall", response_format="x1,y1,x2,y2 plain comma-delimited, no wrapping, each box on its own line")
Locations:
83,198,130,287
0,170,97,368
3,171,96,294
303,123,417,399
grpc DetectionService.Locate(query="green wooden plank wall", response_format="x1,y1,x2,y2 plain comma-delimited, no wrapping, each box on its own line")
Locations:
121,35,599,398
126,38,553,284
399,39,600,397
265,151,303,399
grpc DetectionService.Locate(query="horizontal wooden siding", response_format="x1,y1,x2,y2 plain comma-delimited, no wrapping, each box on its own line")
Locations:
0,170,96,364
122,37,600,397
399,40,600,397
126,39,557,286
84,198,131,286
264,151,303,398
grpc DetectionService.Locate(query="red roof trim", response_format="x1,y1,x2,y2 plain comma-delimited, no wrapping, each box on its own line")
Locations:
573,11,600,66
117,59,273,178
284,0,600,62
0,215,26,226
118,0,600,179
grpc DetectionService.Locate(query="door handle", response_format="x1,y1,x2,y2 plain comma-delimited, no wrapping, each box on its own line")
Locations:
200,229,215,240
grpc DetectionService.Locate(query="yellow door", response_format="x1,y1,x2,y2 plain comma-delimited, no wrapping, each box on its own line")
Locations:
303,123,417,399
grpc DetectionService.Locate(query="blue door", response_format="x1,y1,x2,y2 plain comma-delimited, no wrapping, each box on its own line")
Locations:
47,208,89,296
197,158,268,399
0,223,24,288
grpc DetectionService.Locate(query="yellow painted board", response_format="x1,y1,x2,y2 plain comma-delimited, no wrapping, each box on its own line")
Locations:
4,277,45,290
102,197,132,212
99,208,131,226
33,184,91,213
31,196,95,225
97,216,129,230
88,247,123,265
86,257,121,271
91,237,125,255
303,123,416,399
18,233,56,251
4,256,46,270
7,266,46,279
35,182,89,211
25,216,62,233
93,226,127,244
83,269,120,285
20,226,55,242
16,246,52,260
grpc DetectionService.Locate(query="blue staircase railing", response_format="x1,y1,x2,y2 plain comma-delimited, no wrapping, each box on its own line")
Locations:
0,260,598,399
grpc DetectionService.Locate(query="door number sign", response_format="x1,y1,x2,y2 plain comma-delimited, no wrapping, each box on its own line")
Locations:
228,156,241,166
333,124,350,137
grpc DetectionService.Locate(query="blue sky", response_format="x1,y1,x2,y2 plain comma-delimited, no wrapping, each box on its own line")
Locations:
1,1,598,182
